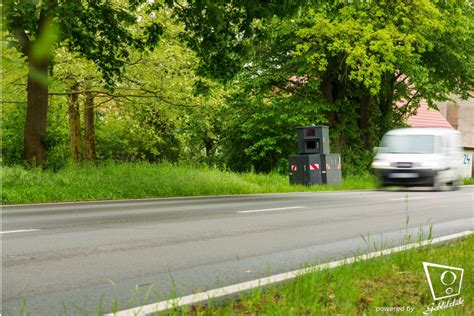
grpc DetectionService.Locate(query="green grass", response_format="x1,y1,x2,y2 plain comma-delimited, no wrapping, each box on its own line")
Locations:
465,178,474,185
2,162,377,204
173,235,473,315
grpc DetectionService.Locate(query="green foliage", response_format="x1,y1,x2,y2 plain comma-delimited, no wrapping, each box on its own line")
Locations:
96,106,184,162
1,103,26,165
220,92,327,173
3,0,163,86
43,99,71,170
88,11,225,164
295,0,473,100
1,42,28,165
328,99,378,174
213,0,473,174
172,0,303,81
2,97,70,169
1,40,72,168
219,92,376,174
2,9,225,168
2,1,473,175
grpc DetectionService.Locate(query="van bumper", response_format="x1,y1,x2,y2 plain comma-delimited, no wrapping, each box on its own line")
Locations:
378,169,436,187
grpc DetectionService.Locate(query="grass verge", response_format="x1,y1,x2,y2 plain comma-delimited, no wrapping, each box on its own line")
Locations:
176,235,473,315
2,162,376,204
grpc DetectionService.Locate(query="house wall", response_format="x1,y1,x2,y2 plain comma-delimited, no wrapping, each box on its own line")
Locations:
462,148,473,179
437,96,474,149
437,96,474,178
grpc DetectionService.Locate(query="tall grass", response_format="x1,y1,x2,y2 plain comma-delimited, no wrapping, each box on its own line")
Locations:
2,162,377,204
174,235,473,315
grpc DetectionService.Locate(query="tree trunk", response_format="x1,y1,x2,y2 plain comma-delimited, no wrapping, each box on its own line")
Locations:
67,83,82,163
358,95,373,150
24,57,49,166
83,91,96,162
204,136,215,157
320,73,337,126
320,71,346,151
378,72,396,136
320,73,334,104
22,1,57,166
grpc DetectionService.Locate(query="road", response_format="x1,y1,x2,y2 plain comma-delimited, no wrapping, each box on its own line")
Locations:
2,187,473,315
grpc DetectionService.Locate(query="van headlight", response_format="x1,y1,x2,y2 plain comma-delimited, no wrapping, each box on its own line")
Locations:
421,161,439,168
371,161,390,168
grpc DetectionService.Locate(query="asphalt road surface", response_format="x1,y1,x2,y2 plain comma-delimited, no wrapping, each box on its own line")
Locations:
2,187,473,315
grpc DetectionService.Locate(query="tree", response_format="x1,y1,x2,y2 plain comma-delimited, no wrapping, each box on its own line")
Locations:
214,0,473,172
3,0,163,165
67,81,81,163
3,0,307,166
39,8,223,165
292,0,473,149
171,0,304,81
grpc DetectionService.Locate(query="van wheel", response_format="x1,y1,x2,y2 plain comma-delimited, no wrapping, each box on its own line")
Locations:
447,179,462,191
433,176,444,192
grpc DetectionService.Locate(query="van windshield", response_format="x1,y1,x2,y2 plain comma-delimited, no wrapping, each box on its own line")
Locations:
380,135,438,154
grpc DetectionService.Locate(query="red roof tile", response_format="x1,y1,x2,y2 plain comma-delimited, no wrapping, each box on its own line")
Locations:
406,100,453,129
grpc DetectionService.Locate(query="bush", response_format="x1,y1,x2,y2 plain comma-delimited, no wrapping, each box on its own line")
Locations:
220,93,328,173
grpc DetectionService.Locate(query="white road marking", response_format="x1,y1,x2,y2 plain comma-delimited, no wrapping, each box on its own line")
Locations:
390,197,427,201
0,229,40,235
105,230,472,316
237,206,305,214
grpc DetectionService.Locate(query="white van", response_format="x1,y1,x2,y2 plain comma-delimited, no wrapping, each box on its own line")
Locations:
372,128,463,189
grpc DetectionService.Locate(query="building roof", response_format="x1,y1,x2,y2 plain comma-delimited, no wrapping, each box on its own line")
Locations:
407,100,453,129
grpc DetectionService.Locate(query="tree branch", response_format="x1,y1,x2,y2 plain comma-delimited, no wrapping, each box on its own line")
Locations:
12,29,31,55
273,79,321,102
1,100,27,104
49,89,201,108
